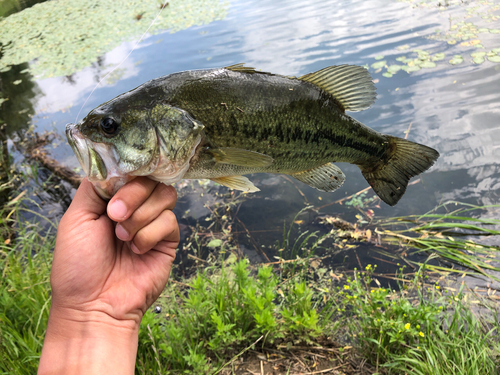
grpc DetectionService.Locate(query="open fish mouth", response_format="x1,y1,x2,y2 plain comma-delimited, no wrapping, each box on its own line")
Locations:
66,123,91,177
66,123,107,181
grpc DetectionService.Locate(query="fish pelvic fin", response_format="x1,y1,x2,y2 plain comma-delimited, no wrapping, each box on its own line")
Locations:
291,163,346,192
299,65,376,112
210,175,260,192
360,136,439,206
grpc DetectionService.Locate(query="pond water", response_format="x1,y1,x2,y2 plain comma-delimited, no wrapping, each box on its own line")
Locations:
1,0,500,281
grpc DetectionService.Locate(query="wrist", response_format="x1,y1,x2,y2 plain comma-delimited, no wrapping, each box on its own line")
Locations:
39,306,140,375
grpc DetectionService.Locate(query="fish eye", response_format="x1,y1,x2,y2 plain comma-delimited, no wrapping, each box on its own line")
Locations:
100,117,119,135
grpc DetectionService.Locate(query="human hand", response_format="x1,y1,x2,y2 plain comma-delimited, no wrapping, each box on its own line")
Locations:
39,177,179,374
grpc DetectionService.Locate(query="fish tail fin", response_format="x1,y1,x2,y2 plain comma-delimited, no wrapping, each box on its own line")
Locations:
360,136,439,206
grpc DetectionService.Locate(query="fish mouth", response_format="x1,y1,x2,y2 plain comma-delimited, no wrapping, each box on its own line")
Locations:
66,123,91,177
66,123,107,181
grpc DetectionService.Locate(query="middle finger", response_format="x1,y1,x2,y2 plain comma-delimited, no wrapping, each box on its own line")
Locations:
115,183,177,241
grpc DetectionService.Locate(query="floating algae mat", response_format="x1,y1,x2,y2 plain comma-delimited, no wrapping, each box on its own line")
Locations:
0,0,229,78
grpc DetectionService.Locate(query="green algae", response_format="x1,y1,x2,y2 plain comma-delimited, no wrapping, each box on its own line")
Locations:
0,0,229,79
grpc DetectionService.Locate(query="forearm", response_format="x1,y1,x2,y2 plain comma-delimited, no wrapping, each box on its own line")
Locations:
38,307,139,375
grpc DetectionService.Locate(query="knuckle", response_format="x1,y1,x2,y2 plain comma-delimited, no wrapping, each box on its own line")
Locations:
158,184,177,203
133,230,151,251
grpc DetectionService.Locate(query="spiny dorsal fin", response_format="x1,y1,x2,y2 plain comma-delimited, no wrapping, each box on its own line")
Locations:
225,63,258,74
207,147,274,168
299,65,377,112
291,163,345,192
210,176,260,192
225,63,273,75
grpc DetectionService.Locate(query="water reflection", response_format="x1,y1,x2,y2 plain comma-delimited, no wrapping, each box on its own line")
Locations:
0,63,40,134
1,0,499,282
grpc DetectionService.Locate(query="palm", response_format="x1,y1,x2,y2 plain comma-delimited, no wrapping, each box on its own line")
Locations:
50,178,178,322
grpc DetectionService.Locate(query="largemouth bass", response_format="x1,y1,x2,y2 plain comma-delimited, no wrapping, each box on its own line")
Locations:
66,64,439,206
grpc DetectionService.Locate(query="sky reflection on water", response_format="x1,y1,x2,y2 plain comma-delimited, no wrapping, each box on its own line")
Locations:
2,0,500,276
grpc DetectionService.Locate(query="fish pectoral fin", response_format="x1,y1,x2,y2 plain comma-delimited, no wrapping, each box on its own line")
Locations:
299,65,376,112
207,147,274,167
291,163,345,192
210,176,260,192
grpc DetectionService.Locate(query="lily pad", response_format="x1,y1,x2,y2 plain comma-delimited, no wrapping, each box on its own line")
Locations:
396,56,407,62
492,48,500,54
449,55,464,65
488,55,500,63
371,61,386,69
387,65,402,74
471,52,486,58
382,72,393,78
396,44,410,51
490,29,500,34
473,56,485,64
402,65,421,73
420,61,437,68
375,55,385,60
448,40,457,45
432,53,445,61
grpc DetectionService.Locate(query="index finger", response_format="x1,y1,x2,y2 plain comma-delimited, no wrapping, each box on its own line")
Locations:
107,177,160,221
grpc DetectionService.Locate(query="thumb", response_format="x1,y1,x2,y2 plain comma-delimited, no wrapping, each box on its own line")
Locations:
66,178,108,219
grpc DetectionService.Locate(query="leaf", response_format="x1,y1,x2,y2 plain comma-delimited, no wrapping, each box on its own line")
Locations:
488,56,500,63
207,239,223,248
371,61,386,69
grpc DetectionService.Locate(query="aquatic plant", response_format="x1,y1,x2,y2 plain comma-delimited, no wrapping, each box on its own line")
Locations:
0,0,229,78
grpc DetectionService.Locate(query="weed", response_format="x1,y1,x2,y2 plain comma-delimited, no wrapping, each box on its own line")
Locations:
137,258,334,373
339,262,500,374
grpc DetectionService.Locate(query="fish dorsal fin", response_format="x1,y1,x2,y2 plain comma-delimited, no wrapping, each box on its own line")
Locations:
207,147,274,167
291,163,345,192
225,63,258,74
210,176,260,192
299,65,376,112
225,63,273,76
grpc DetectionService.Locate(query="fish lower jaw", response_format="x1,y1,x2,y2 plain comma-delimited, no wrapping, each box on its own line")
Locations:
91,175,136,200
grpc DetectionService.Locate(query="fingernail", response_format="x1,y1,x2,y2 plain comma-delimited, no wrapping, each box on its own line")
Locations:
108,199,127,219
131,242,141,254
115,224,129,241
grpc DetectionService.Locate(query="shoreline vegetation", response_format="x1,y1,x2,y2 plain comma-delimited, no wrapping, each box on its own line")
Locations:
1,137,499,374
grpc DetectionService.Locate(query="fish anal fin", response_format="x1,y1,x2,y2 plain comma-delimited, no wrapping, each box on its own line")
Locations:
360,136,439,206
207,147,274,167
210,176,260,192
299,65,376,112
291,163,345,192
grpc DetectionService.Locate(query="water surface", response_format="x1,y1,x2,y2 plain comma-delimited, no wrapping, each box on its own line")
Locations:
1,0,500,280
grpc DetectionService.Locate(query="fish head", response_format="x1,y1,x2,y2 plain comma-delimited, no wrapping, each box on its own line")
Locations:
66,95,204,199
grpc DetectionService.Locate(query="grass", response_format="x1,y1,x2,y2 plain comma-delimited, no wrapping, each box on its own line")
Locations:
340,263,499,374
136,255,338,373
376,201,500,281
